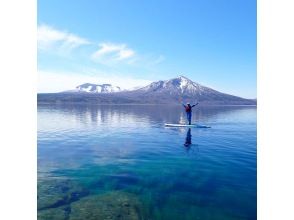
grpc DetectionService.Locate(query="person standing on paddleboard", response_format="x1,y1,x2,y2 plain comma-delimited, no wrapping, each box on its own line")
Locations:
182,102,199,125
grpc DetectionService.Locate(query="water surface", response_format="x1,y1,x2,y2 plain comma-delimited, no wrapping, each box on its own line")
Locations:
38,105,256,219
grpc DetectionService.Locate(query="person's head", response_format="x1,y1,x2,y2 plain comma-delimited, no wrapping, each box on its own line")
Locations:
187,102,190,106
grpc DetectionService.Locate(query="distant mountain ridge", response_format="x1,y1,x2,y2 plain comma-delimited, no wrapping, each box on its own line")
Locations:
64,83,121,93
119,76,256,105
38,76,256,105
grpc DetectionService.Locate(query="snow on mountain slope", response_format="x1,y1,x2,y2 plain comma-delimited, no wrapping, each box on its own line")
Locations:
138,75,214,95
75,83,121,93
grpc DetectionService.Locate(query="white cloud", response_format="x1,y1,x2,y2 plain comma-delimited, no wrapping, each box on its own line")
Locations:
38,70,152,93
37,25,164,68
37,24,90,52
91,42,135,64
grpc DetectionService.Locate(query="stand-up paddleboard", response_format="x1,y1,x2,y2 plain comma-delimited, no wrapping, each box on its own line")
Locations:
165,123,211,128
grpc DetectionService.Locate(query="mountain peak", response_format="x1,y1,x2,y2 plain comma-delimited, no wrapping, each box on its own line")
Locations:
176,75,190,80
137,75,207,94
172,75,193,88
73,83,121,93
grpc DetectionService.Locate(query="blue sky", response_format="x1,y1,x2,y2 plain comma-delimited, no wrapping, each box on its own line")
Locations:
38,0,256,98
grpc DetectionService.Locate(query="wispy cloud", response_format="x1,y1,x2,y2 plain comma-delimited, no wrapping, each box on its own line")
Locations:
38,25,165,68
37,24,90,52
91,42,136,64
153,55,165,65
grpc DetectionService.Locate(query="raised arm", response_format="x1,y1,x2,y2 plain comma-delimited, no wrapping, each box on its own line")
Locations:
191,102,199,108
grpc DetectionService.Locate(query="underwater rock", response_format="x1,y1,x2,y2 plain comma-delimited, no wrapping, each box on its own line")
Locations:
70,191,143,220
37,205,70,220
38,178,88,210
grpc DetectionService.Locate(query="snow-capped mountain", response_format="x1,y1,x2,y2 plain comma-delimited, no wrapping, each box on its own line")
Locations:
138,75,215,95
39,75,256,105
124,75,256,104
69,83,121,93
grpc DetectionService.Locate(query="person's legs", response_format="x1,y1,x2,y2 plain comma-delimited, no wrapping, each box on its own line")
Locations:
187,112,192,125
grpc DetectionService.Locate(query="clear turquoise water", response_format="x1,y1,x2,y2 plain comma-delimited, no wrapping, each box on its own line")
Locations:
38,105,256,220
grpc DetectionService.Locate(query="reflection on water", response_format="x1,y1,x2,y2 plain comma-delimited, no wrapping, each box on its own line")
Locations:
38,104,256,220
184,128,192,147
182,128,200,159
38,104,256,129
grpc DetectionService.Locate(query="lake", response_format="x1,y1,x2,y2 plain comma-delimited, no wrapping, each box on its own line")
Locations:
38,104,256,220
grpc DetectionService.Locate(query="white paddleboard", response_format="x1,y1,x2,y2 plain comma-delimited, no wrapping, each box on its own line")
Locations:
165,123,211,128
